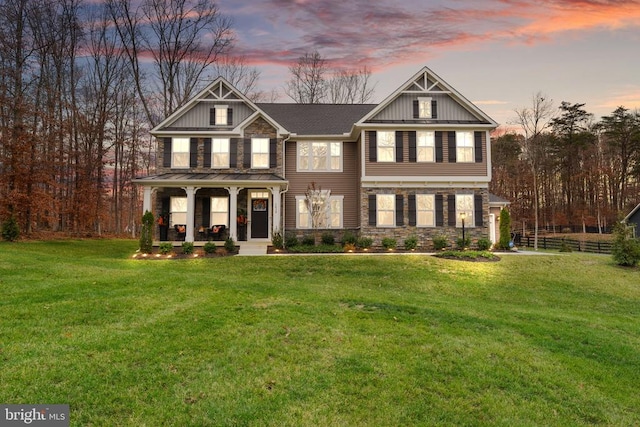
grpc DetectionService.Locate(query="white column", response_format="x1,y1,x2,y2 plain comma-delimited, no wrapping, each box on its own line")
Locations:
226,187,239,241
270,186,281,235
143,186,152,214
184,186,197,243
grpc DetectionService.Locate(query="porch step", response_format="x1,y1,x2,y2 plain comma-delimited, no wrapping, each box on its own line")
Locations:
238,242,269,256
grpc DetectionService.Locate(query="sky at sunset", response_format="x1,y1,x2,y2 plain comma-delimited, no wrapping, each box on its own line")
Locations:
218,0,640,128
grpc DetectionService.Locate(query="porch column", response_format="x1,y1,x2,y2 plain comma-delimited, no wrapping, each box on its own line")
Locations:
142,186,153,214
183,186,198,243
270,186,282,234
226,186,239,241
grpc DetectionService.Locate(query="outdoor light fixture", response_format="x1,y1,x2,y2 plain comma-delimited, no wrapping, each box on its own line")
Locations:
460,212,467,246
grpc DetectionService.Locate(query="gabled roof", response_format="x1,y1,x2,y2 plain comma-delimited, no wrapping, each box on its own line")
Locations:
357,66,497,127
624,202,640,222
489,193,511,206
257,103,376,136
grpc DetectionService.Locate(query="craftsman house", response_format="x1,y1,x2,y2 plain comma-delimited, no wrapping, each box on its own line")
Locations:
133,66,498,247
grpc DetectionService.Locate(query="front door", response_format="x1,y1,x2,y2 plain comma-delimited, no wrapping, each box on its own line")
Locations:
251,196,269,239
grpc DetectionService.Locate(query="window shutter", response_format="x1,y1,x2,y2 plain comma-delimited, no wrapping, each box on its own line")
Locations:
163,137,172,168
230,139,238,168
368,131,377,162
396,195,404,226
448,194,456,226
190,138,198,168
475,194,483,227
435,131,443,163
395,131,403,162
474,131,483,163
435,195,444,226
243,138,251,168
431,100,438,119
269,138,277,168
227,108,233,126
202,197,211,228
408,194,416,226
203,138,212,168
408,131,417,162
368,195,376,226
413,100,419,119
209,108,216,126
448,131,457,163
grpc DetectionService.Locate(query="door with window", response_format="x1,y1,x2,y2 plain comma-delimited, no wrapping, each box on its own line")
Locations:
250,191,269,239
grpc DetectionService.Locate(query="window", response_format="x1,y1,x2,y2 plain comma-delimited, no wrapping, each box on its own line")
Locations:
297,142,342,171
417,131,435,162
296,195,343,228
416,194,435,227
210,196,229,226
252,138,269,168
456,194,474,227
170,196,187,226
456,131,474,163
211,138,229,168
377,194,395,227
215,106,228,125
172,138,190,168
418,97,432,118
377,131,395,162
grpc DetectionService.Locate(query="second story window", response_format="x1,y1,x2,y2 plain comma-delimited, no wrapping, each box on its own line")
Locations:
297,142,342,172
212,138,229,168
210,105,232,126
456,131,474,163
215,107,228,125
377,131,395,162
417,131,435,162
418,97,432,118
171,138,190,168
252,137,269,168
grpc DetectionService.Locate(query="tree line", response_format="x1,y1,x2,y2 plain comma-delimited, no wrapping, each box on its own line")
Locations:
491,92,640,238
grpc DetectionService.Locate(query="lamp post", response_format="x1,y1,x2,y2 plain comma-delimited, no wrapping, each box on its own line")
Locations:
460,212,466,248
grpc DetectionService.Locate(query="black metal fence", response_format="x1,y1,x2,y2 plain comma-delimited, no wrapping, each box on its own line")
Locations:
519,236,612,254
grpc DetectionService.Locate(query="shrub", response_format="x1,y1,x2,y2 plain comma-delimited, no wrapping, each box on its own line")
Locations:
287,244,343,254
342,230,357,246
321,232,335,245
612,222,640,267
436,250,497,261
1,215,20,242
432,235,448,250
271,232,284,250
181,241,194,255
203,241,217,254
404,235,418,250
285,233,299,248
224,237,236,253
343,242,356,252
159,242,174,255
139,211,154,253
382,237,397,250
477,237,492,251
559,239,573,252
357,236,373,249
498,208,512,250
456,236,471,250
301,234,315,246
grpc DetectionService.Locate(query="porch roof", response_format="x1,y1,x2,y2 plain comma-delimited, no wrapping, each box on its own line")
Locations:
133,172,288,188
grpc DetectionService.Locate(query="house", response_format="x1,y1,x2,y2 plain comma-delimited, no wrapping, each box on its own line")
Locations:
624,203,640,237
488,194,511,244
133,66,498,247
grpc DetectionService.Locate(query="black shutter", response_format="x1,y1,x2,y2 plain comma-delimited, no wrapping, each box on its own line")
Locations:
448,131,457,163
408,131,417,162
474,131,483,163
243,139,251,168
431,100,438,119
413,100,419,119
227,108,233,126
475,194,483,227
435,131,443,163
202,197,211,228
448,194,456,226
396,195,404,226
368,131,377,162
269,138,277,168
209,108,216,126
395,131,403,162
163,137,172,168
435,195,444,226
203,138,212,168
190,138,198,168
368,195,377,226
408,194,416,226
230,139,238,168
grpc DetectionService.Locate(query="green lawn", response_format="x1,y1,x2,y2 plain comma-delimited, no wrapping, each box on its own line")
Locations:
1,240,639,426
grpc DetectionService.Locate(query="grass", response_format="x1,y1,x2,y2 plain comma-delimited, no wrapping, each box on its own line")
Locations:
1,240,639,426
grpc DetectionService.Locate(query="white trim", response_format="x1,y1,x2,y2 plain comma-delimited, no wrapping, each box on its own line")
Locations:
296,141,343,173
362,176,490,184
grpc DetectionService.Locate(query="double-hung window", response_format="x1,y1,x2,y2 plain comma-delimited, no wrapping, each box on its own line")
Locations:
210,196,229,226
418,97,432,118
297,142,342,171
252,138,269,168
170,196,187,226
416,194,435,227
376,194,395,227
456,131,474,163
171,138,190,168
211,138,229,168
377,131,395,162
215,106,228,125
417,131,435,162
456,194,474,227
296,195,343,228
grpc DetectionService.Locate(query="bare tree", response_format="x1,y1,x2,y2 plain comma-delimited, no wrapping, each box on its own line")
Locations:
327,66,376,104
304,181,330,243
285,51,327,103
214,54,263,102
